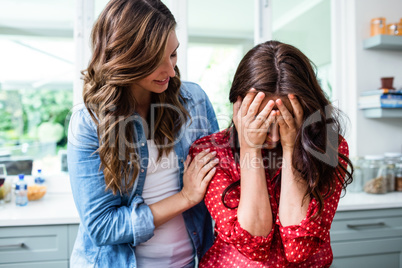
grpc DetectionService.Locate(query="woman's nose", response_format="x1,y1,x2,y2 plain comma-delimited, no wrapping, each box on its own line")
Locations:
163,58,176,77
268,123,280,142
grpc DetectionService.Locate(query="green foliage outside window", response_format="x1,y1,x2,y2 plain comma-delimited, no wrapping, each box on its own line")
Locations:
0,89,73,152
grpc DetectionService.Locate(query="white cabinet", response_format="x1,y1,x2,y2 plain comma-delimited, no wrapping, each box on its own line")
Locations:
331,208,402,267
0,224,79,267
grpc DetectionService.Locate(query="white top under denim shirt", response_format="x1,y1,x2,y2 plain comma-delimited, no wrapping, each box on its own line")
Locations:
135,139,193,267
67,82,219,267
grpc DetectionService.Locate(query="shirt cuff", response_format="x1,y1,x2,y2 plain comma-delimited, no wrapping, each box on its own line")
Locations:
130,195,155,246
218,221,274,261
275,199,326,240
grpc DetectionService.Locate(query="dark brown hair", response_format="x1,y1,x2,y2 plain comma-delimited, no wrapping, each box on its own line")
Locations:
223,40,353,217
82,0,189,195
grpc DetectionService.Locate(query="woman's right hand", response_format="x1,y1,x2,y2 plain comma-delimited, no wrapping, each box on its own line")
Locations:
233,89,276,150
180,149,218,206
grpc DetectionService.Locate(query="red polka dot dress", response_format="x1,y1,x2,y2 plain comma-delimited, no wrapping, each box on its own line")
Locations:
189,130,349,268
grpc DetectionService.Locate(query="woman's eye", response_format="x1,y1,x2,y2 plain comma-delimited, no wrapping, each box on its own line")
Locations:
171,52,177,58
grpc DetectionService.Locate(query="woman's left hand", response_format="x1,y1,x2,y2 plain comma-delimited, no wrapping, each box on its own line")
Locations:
276,94,304,152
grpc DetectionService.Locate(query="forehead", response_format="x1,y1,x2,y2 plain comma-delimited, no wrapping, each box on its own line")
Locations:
166,30,179,51
260,95,294,114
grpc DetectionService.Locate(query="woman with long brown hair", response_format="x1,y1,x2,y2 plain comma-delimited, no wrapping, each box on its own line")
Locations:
67,0,219,267
190,40,353,267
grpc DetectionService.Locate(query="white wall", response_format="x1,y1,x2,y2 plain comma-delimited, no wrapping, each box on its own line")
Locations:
334,0,402,157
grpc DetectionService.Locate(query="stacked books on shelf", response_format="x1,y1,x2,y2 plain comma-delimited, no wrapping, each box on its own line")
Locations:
358,88,402,109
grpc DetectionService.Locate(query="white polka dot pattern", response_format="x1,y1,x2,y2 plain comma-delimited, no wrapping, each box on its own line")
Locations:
189,130,350,268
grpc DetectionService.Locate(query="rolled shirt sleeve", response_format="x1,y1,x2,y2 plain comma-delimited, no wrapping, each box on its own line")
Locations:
189,137,274,261
277,138,349,263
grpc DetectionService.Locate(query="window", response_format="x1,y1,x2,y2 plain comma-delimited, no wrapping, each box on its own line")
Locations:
0,0,333,175
271,0,332,98
187,0,254,129
0,1,74,174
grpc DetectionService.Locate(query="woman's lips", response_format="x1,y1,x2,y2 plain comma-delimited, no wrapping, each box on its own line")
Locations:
154,77,170,85
265,139,278,148
267,142,277,147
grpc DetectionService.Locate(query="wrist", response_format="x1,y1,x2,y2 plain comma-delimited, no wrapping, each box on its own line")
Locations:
240,146,262,155
179,190,195,209
282,146,294,155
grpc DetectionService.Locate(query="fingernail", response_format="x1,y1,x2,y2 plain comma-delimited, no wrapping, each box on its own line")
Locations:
289,94,295,99
276,99,282,105
211,151,217,156
205,148,210,153
213,158,219,163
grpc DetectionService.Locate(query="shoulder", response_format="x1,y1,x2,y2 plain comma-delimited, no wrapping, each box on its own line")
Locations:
68,104,99,147
190,129,230,155
180,81,208,101
338,135,349,157
69,104,97,130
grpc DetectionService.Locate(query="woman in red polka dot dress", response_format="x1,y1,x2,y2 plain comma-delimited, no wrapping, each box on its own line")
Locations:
189,41,353,268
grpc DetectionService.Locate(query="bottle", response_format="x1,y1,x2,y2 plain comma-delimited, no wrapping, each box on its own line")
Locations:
35,169,45,185
15,174,28,206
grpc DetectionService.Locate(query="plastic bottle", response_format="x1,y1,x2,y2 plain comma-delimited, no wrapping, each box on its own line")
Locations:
15,174,28,206
35,169,45,185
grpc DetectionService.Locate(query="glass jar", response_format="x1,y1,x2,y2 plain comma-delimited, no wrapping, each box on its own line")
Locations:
396,158,402,192
362,155,387,194
384,153,401,192
349,156,364,192
377,164,394,193
371,17,386,36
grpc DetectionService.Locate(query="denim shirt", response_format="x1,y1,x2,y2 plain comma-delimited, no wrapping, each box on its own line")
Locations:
67,82,219,267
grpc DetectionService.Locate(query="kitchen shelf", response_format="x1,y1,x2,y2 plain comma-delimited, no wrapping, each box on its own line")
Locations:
361,108,402,118
363,35,402,50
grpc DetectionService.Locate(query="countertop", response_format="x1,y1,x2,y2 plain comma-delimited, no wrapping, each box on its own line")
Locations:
0,186,401,227
0,193,79,227
337,191,402,211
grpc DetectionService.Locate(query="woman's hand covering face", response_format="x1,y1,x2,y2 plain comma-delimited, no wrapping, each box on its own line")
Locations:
233,89,277,150
275,94,304,152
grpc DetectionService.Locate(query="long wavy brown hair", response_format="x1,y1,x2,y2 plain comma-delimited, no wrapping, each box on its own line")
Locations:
82,0,189,195
223,40,353,217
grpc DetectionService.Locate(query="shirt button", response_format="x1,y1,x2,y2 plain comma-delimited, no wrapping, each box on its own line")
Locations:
141,142,145,147
141,169,144,173
181,159,184,163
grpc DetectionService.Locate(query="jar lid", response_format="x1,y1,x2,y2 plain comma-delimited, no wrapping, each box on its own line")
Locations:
364,155,384,160
384,152,402,158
